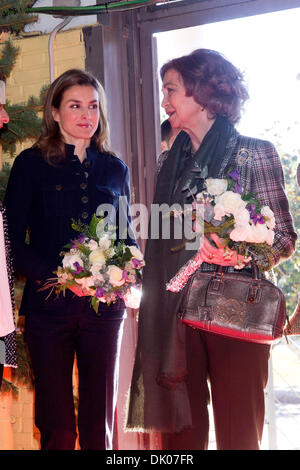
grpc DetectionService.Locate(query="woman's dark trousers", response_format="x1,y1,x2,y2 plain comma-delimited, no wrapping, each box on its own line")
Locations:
162,326,270,450
25,304,124,450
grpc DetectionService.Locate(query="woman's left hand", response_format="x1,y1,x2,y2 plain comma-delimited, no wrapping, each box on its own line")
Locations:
68,284,90,297
200,233,251,269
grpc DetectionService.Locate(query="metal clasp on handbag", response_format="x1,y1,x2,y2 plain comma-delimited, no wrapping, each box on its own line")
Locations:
247,278,261,303
247,260,262,304
209,270,224,293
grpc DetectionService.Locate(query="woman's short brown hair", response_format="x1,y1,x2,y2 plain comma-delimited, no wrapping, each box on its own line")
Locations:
160,49,249,124
36,69,110,164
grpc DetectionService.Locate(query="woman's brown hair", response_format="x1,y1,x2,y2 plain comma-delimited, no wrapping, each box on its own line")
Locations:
36,69,110,164
160,49,249,124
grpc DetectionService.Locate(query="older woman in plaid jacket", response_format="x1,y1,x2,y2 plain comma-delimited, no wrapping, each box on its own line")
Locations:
127,49,297,450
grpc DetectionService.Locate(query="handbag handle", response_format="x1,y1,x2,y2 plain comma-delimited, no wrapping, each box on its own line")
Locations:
213,260,261,303
215,259,260,280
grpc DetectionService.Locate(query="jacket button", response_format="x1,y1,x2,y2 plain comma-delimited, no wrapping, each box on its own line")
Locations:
84,160,91,168
84,172,89,179
81,212,88,219
81,196,88,204
80,183,87,190
55,185,62,191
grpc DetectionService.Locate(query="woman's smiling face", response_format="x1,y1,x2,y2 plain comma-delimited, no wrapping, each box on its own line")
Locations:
52,84,100,145
161,68,203,131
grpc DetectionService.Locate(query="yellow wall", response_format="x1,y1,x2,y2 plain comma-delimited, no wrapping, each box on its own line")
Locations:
2,27,86,164
6,28,86,103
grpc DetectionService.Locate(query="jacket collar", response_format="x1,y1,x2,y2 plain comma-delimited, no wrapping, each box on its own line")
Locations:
65,139,99,162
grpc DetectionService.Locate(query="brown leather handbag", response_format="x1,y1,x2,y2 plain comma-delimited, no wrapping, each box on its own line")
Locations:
179,264,287,344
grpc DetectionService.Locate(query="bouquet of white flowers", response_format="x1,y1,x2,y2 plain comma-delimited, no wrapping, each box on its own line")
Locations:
43,215,144,313
166,169,276,292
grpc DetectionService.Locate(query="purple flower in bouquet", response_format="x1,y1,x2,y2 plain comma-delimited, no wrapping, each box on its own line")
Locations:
234,182,242,194
132,258,142,269
96,287,105,299
252,213,265,225
71,234,85,248
122,270,131,281
229,169,239,182
228,169,242,194
247,204,265,225
73,261,83,274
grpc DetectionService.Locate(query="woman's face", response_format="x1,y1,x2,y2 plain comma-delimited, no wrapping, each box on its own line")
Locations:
161,68,202,131
0,104,9,128
52,85,100,145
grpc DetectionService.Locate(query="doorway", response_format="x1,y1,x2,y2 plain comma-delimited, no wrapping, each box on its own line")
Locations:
148,6,300,450
155,8,300,152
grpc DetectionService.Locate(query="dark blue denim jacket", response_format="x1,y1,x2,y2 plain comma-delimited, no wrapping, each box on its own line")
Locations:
4,143,136,316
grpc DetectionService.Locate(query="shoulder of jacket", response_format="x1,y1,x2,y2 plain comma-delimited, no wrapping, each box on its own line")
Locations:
15,145,43,164
237,135,275,152
235,134,277,165
237,134,276,151
98,151,128,172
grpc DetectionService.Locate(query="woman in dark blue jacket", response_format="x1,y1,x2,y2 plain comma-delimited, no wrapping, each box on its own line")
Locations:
5,69,135,450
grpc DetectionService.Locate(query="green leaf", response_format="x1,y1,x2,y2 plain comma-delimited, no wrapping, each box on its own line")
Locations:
91,295,99,314
89,214,100,239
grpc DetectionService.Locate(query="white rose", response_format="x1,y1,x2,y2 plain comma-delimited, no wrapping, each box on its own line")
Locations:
129,245,144,261
213,204,226,221
98,235,112,250
89,248,106,267
90,263,103,276
234,208,250,226
245,223,269,244
88,240,99,251
206,178,228,196
105,247,115,258
62,253,84,270
215,191,247,216
93,273,105,283
230,225,253,242
261,206,276,230
107,265,125,287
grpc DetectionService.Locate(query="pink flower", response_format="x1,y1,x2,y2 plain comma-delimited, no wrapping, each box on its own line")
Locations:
234,208,250,226
245,223,270,244
229,225,253,242
107,265,125,287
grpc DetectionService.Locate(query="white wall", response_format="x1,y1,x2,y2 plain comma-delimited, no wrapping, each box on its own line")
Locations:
25,0,98,33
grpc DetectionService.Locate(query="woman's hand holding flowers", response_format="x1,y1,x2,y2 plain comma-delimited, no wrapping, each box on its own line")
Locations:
200,233,251,269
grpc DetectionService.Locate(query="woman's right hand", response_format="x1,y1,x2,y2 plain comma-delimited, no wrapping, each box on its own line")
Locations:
200,233,251,269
